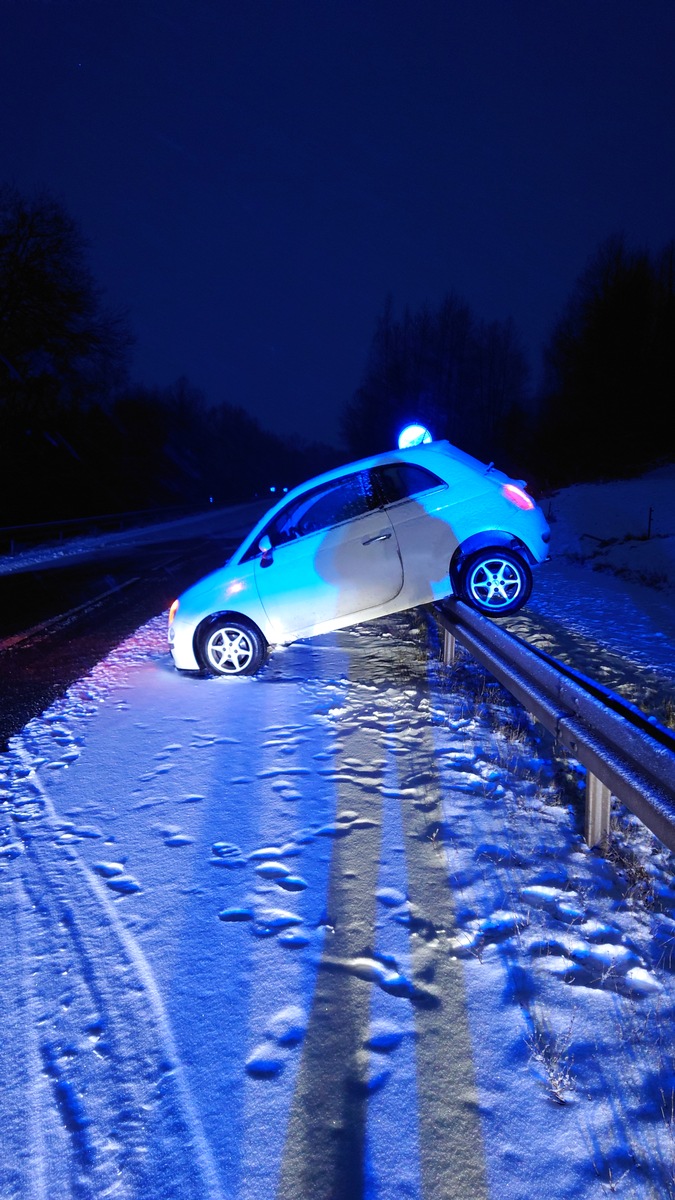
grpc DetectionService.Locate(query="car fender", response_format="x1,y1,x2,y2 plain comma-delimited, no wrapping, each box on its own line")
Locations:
450,530,536,583
193,608,269,665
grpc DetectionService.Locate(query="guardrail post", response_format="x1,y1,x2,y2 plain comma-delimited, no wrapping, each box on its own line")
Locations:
585,772,611,848
442,628,456,666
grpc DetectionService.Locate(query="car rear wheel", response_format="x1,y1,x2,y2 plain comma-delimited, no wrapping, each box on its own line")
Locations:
458,549,532,616
201,619,266,676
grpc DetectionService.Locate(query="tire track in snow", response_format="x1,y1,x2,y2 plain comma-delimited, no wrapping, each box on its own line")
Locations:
5,751,224,1200
0,876,50,1200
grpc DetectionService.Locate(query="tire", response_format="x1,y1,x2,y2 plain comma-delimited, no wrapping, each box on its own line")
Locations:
200,618,266,677
458,548,532,616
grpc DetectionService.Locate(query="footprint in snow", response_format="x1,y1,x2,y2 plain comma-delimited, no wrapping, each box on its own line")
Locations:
250,910,304,938
218,907,254,923
544,937,661,994
322,952,433,1004
255,860,292,880
248,844,302,862
521,885,585,922
92,861,126,878
245,1044,286,1079
364,1019,405,1053
258,767,311,779
56,824,103,843
138,767,172,781
376,887,408,908
568,941,641,974
278,930,311,948
245,1006,308,1079
164,833,193,847
276,875,308,892
270,781,303,800
255,858,309,889
210,842,246,868
349,1050,391,1095
266,1005,307,1046
449,910,529,955
106,875,141,895
0,842,22,861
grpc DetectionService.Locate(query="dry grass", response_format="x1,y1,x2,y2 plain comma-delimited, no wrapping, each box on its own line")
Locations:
526,1012,575,1105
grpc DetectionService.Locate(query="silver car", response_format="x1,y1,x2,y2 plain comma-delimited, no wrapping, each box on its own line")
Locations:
168,439,550,677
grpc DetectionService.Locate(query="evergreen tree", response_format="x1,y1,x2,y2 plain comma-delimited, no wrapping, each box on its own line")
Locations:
0,184,131,406
538,235,675,482
342,294,529,465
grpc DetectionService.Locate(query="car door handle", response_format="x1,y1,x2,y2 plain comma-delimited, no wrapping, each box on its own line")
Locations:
362,531,392,545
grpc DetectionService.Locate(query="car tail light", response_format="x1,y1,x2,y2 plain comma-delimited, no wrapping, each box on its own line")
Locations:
168,599,179,625
502,483,535,511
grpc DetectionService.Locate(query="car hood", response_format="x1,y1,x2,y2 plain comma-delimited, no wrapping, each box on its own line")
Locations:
179,560,239,608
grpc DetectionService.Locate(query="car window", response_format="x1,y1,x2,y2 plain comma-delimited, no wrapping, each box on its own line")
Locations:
374,463,446,504
245,470,378,556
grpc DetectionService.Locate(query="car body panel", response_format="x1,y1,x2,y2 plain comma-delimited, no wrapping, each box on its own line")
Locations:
253,507,402,641
168,439,551,671
168,560,269,671
377,487,459,606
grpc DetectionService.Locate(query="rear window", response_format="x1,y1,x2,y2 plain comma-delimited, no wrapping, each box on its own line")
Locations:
375,463,446,504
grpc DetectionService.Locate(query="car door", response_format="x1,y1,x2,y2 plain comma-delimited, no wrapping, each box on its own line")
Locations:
372,462,458,603
253,469,403,639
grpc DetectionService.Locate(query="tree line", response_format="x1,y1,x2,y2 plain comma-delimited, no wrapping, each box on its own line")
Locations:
343,235,675,491
2,182,673,527
0,184,338,526
342,295,530,478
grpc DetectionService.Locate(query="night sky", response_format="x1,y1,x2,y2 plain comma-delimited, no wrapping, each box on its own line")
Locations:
2,1,675,447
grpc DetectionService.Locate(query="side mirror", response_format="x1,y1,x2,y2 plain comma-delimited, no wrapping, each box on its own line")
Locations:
259,534,273,568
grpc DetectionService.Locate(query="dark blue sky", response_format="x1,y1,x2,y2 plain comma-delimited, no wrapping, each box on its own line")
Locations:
2,1,675,446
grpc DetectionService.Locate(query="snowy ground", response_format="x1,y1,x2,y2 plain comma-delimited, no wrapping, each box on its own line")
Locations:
1,465,674,1199
507,462,675,729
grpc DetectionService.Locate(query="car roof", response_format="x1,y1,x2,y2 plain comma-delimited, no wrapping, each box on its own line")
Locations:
283,438,485,501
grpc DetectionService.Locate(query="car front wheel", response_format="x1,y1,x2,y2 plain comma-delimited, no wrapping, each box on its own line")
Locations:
200,619,266,676
458,549,532,616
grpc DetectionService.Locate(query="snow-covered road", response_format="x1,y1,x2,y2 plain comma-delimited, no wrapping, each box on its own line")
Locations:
3,602,675,1199
3,615,487,1199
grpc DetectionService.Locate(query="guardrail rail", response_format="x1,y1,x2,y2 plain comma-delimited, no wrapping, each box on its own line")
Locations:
432,599,675,853
0,504,208,556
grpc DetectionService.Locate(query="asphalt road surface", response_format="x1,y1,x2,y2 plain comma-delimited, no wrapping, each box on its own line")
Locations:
0,505,265,749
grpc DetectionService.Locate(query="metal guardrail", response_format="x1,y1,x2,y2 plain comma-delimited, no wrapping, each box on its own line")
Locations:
0,505,208,556
432,599,675,853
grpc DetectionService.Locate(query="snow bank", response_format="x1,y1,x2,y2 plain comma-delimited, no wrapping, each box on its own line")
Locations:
547,463,675,589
